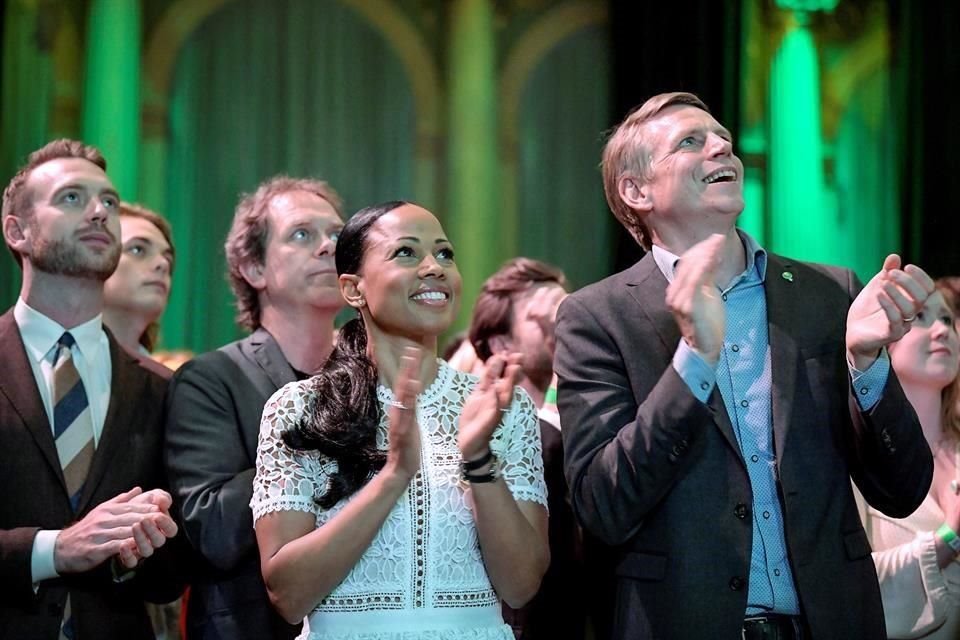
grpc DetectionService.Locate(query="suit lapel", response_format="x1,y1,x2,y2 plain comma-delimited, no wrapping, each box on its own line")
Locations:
0,311,66,488
246,328,296,392
77,335,141,513
764,254,800,463
625,256,743,459
625,257,680,356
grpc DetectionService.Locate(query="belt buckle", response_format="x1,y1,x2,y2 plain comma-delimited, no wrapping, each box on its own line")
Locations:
742,614,799,640
742,616,763,640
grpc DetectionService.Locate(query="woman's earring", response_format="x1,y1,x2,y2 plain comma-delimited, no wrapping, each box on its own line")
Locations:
356,297,365,308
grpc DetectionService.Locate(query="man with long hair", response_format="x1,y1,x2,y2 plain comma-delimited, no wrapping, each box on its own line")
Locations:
164,175,345,640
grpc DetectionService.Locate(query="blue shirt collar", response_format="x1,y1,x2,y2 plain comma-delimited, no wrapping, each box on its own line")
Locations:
651,229,768,285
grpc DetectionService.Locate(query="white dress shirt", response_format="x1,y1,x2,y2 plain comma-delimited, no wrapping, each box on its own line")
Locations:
14,298,113,584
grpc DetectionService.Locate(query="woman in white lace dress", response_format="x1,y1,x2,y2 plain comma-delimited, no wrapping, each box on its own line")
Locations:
250,201,549,639
861,284,960,638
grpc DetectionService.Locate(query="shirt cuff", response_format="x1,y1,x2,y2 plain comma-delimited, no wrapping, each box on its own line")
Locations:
673,340,716,404
31,529,61,589
849,347,890,411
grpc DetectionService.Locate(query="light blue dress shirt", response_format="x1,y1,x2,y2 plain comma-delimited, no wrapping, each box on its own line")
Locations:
652,231,889,615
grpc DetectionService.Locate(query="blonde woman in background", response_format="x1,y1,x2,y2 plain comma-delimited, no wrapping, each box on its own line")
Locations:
863,283,960,638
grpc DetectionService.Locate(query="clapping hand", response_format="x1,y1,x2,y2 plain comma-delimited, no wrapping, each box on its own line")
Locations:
385,346,423,481
846,254,935,370
665,234,726,365
524,285,567,357
458,353,523,460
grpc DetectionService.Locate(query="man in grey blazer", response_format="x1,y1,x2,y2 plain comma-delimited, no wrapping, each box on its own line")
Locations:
164,176,345,639
554,92,935,639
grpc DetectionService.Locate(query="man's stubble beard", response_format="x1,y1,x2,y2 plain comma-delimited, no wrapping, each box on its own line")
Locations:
30,234,120,281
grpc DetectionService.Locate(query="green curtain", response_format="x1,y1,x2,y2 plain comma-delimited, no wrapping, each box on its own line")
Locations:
517,25,611,289
892,1,960,276
0,1,56,307
162,0,415,353
832,69,899,282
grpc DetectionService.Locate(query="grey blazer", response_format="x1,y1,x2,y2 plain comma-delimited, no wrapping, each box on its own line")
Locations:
164,328,300,640
554,252,932,640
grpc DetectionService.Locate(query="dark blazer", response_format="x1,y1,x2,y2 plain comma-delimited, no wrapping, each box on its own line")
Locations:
164,328,299,640
554,253,932,640
503,418,587,640
0,310,181,640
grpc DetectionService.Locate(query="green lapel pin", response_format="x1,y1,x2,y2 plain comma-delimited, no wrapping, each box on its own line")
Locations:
781,271,794,282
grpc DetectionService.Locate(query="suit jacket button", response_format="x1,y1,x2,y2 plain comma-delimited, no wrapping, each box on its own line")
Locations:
734,503,750,519
729,576,745,591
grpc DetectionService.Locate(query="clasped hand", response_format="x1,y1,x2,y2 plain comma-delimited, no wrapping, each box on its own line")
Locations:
54,487,178,573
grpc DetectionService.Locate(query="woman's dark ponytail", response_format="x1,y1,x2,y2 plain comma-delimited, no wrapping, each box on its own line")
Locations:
280,201,409,508
281,317,382,508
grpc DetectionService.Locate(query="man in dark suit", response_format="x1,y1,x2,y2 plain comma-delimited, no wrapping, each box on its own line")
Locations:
164,176,345,639
0,139,181,639
554,92,935,639
466,257,583,640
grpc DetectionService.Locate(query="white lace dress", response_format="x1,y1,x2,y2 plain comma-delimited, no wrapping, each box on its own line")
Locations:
251,360,547,640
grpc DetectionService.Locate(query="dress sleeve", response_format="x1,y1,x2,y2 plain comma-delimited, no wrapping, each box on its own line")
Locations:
496,387,548,508
869,511,956,637
250,382,331,524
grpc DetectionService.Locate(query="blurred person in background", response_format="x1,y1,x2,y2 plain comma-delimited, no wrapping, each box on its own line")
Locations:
102,203,180,638
466,257,588,640
862,283,960,639
103,203,174,358
937,277,960,331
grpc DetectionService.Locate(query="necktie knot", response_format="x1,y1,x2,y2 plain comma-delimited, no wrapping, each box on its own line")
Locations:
58,332,76,350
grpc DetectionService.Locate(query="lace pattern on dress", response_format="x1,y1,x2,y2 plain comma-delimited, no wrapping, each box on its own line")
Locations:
299,627,515,640
251,360,546,635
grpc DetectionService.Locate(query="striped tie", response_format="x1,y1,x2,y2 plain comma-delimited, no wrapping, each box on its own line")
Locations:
52,332,95,511
52,332,94,640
